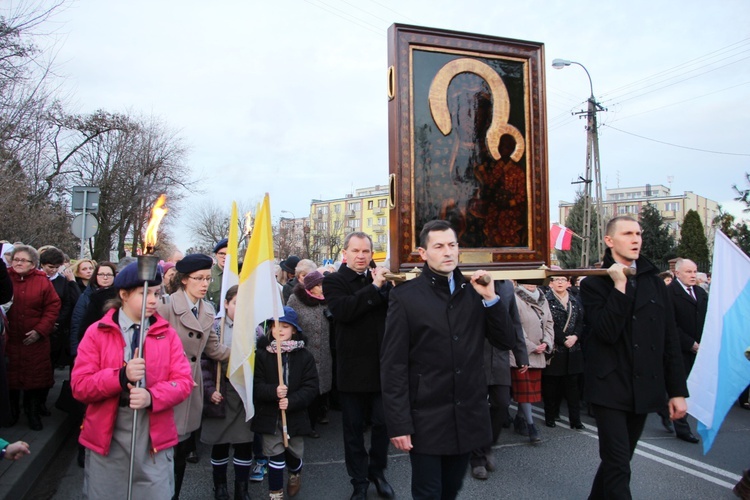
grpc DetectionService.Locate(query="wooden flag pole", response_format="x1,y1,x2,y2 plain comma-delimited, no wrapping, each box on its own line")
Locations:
216,316,226,392
274,319,289,448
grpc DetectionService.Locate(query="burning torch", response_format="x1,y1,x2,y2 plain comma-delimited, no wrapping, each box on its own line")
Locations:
127,194,167,500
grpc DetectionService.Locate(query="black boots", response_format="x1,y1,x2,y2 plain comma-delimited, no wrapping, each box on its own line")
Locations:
234,480,251,500
213,481,229,500
24,391,43,431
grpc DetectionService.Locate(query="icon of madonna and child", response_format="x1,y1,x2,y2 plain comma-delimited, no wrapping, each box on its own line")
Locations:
414,56,530,249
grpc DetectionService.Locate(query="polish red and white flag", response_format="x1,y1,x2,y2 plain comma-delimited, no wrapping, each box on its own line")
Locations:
550,224,574,251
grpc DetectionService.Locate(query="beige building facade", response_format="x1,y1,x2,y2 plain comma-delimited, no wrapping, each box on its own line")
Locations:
558,184,720,238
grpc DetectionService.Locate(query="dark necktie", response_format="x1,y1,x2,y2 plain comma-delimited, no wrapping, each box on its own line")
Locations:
688,286,696,301
192,306,198,318
131,324,140,358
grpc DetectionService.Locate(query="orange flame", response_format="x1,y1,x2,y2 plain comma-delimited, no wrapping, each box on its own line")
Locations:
244,210,254,237
144,194,167,253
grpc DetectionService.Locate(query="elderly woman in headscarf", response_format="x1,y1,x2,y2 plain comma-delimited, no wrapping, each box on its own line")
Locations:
510,282,554,444
6,245,61,430
286,270,332,438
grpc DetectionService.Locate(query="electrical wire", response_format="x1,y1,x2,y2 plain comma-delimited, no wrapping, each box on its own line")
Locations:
609,80,750,122
601,51,750,106
302,0,385,36
365,0,420,23
604,124,750,156
599,38,750,99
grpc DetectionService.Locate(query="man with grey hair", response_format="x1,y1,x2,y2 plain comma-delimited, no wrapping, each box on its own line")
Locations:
323,231,394,500
668,258,708,443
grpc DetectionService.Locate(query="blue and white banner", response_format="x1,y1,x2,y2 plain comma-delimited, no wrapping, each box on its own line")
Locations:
687,230,750,453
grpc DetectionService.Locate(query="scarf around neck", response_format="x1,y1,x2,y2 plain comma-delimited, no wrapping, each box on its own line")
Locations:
266,339,305,354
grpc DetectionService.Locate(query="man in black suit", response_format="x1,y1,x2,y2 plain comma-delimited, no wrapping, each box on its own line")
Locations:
668,258,708,443
322,232,394,500
580,216,688,499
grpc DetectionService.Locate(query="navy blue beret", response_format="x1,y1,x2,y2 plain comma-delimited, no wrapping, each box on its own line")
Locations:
213,238,228,253
113,261,163,290
175,253,213,274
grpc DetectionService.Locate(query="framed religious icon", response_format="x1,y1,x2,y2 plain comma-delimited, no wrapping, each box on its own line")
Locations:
387,24,549,273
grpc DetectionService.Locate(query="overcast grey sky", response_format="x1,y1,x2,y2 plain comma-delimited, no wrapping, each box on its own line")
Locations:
24,0,750,251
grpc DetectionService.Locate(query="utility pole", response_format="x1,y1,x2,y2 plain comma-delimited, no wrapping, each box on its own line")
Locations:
553,59,606,267
581,95,606,266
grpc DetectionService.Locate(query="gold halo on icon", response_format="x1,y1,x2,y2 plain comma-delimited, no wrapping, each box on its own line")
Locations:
428,58,525,162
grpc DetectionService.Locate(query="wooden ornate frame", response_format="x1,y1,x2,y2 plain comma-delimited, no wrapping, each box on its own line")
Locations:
387,24,549,272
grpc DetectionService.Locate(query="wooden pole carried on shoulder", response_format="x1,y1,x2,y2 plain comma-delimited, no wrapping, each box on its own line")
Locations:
383,266,634,284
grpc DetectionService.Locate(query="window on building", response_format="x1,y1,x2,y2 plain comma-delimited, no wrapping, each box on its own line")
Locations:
334,205,341,213
378,234,387,243
378,217,387,226
347,219,360,229
665,202,680,211
317,221,328,231
378,198,388,208
334,220,341,231
618,206,628,215
368,200,373,209
348,201,361,212
367,218,372,227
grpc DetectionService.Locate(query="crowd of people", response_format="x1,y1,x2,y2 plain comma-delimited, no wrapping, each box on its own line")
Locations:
0,215,741,499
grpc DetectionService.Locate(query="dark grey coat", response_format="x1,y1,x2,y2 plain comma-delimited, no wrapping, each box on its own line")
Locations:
483,280,529,386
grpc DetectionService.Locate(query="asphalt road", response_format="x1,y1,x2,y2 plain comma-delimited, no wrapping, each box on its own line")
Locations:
28,402,749,499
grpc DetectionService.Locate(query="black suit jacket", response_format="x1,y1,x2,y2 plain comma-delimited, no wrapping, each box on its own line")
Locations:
580,250,688,414
322,264,391,392
669,280,708,374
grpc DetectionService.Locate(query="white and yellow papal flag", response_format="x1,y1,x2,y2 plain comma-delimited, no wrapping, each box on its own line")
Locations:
228,193,282,421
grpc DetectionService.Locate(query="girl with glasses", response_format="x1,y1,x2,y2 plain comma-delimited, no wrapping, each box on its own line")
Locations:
158,253,231,499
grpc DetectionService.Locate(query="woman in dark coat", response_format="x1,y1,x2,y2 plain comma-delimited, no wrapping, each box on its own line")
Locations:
543,276,585,429
69,261,117,357
71,258,96,294
6,245,61,430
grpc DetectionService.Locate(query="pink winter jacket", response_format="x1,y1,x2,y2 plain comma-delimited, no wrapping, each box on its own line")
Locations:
71,308,193,455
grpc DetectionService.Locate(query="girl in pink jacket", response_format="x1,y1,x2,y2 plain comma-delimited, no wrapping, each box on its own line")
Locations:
71,262,193,499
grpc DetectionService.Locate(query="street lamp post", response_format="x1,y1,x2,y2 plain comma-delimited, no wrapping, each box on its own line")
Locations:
552,59,606,267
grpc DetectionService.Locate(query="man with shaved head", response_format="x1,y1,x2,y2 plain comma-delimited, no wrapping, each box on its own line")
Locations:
580,216,688,499
668,258,708,443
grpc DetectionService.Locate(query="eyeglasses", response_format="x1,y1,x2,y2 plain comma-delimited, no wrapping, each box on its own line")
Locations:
97,273,115,278
12,258,33,264
550,277,569,282
188,276,213,283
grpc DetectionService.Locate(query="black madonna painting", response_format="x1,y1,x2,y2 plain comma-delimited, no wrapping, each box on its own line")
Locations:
387,24,549,272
